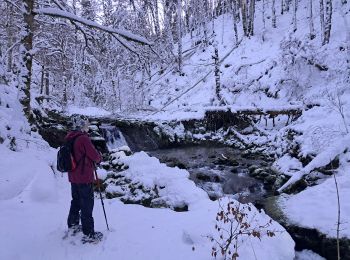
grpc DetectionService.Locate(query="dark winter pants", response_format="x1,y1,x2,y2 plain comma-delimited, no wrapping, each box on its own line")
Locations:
67,183,94,236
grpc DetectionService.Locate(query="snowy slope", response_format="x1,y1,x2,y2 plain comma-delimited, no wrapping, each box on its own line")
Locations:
140,0,350,122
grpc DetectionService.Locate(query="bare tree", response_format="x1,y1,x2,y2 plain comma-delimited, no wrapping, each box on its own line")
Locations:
6,0,153,121
240,0,255,37
320,0,325,41
309,0,315,39
323,0,332,45
213,40,224,105
231,0,239,43
325,88,349,134
292,0,297,32
19,0,35,122
248,0,256,36
5,2,15,73
177,0,183,74
152,0,161,36
272,0,277,28
241,0,248,35
262,0,266,41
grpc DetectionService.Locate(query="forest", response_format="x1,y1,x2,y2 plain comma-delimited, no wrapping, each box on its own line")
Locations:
0,1,350,260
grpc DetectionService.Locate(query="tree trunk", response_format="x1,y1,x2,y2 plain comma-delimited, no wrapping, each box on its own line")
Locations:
221,1,225,44
6,2,14,73
153,0,161,36
262,0,266,41
45,70,49,96
40,65,44,94
232,0,239,43
177,0,183,75
63,76,67,107
248,0,255,36
163,1,174,60
309,0,315,39
241,0,249,36
293,0,297,31
213,41,223,105
320,0,325,41
203,22,208,46
20,0,35,123
323,0,332,45
117,75,122,111
272,0,277,28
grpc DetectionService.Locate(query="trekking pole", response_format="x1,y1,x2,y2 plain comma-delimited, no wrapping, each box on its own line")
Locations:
94,168,110,231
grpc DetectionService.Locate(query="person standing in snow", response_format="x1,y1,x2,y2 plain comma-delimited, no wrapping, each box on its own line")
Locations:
65,115,103,242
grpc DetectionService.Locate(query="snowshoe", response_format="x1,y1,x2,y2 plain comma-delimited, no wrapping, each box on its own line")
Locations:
81,231,103,244
62,225,82,240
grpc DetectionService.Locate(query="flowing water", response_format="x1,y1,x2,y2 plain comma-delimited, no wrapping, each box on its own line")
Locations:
148,146,268,204
99,124,128,150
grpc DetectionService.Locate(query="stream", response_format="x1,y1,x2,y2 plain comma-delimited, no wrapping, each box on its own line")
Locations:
148,146,269,204
99,125,270,204
99,125,346,260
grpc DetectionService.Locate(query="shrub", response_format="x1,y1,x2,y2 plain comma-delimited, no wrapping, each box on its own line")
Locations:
209,199,277,260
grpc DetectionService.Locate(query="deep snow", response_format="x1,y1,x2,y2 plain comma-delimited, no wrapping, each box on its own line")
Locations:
0,84,296,259
0,148,296,260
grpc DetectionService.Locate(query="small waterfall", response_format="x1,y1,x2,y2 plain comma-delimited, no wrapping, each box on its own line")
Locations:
100,124,128,151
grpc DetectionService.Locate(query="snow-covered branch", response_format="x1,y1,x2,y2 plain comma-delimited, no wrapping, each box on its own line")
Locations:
33,8,153,46
278,134,350,193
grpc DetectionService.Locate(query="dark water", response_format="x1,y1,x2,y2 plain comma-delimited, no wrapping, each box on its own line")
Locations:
148,146,267,204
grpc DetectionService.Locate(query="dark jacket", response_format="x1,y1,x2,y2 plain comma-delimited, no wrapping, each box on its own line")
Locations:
65,131,102,184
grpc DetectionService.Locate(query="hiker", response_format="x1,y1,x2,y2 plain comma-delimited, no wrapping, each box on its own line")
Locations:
65,115,103,242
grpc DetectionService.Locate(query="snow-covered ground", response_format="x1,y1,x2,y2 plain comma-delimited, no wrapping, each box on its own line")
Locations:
0,84,295,259
278,153,350,239
0,152,295,260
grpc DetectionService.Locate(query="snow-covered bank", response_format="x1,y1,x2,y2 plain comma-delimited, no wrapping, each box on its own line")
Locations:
0,149,296,260
278,153,350,239
267,101,350,241
105,151,209,210
295,250,326,260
